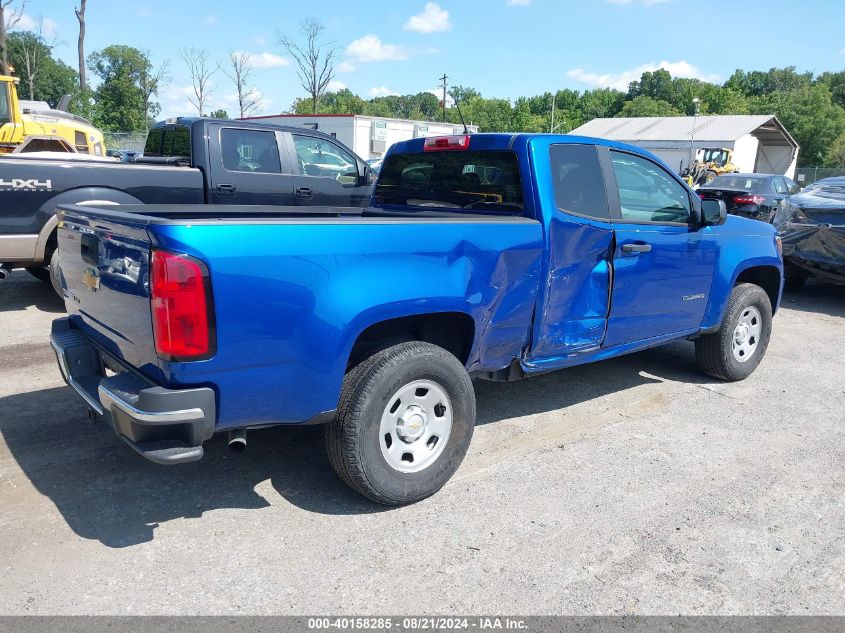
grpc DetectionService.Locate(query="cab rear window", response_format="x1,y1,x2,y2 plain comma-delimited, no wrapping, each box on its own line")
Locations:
143,125,191,159
374,150,523,212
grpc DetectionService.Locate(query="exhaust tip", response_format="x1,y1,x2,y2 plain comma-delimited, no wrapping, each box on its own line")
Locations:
228,429,247,453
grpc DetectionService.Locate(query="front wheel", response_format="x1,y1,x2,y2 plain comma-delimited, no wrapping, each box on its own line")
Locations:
695,283,772,381
326,341,476,505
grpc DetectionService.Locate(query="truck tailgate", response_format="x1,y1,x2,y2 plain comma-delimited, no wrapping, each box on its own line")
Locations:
57,206,162,381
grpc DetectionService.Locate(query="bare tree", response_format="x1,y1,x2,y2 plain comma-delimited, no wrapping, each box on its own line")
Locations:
17,17,58,100
220,50,260,119
277,18,336,114
180,47,215,116
1,0,28,75
74,0,86,90
140,56,170,127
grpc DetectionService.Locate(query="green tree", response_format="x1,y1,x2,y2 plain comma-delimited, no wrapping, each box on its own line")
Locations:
7,31,78,106
617,95,682,117
826,131,845,167
751,85,845,166
208,109,229,118
88,45,156,131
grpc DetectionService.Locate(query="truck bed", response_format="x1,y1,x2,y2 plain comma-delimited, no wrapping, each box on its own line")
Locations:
56,203,543,430
60,203,530,223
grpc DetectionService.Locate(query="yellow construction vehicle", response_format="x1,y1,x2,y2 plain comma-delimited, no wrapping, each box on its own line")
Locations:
681,147,738,187
0,73,106,156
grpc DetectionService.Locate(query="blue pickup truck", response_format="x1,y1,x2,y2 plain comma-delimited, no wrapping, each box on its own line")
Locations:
50,133,783,505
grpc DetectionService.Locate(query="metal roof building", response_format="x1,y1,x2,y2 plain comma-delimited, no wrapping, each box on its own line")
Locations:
570,114,799,178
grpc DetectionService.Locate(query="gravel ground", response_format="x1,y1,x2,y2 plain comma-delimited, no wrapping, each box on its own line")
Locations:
0,272,843,615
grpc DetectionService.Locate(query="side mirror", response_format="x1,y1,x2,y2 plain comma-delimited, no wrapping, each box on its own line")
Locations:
701,198,727,226
360,164,375,186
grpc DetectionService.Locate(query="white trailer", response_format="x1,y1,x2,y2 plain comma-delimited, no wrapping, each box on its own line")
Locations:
240,114,478,161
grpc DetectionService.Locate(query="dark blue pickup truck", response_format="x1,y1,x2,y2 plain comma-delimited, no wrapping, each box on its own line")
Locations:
50,133,783,505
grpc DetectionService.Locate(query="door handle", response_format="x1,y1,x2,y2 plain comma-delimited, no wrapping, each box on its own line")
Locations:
621,243,652,253
216,184,236,196
295,186,313,198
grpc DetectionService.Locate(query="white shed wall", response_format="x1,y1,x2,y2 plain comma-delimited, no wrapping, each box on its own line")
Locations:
755,144,797,178
731,134,760,173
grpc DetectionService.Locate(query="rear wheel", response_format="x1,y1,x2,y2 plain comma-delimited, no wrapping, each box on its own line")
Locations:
704,170,718,185
695,283,772,381
326,341,475,505
48,248,63,297
25,266,51,283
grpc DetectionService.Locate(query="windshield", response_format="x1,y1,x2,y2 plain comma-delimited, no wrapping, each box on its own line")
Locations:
707,175,767,192
702,149,729,166
374,150,523,211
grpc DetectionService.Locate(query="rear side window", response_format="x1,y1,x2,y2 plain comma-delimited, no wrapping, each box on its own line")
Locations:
221,128,281,174
550,144,609,220
143,125,191,158
143,128,163,156
375,150,523,211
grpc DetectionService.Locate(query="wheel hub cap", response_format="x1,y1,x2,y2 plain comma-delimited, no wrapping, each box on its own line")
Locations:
731,306,762,363
379,379,453,474
396,405,427,442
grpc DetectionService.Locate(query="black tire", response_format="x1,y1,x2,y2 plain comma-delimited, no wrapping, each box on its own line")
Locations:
25,266,51,283
784,264,808,291
695,283,772,381
704,170,718,185
48,248,63,297
326,341,476,505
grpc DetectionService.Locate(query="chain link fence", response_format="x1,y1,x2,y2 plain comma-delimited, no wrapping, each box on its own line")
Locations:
102,131,149,153
794,167,845,187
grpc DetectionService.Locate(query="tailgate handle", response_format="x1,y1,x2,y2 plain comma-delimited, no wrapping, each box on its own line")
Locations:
295,186,313,199
80,234,99,265
621,243,652,254
216,184,236,196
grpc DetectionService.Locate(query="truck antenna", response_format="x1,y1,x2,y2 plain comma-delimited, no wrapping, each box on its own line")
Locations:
454,96,469,135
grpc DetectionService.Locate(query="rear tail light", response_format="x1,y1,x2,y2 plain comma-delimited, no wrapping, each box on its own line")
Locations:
733,195,766,205
423,135,470,151
150,250,215,361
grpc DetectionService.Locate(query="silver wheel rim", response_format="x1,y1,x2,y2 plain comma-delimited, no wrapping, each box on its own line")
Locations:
732,306,762,363
379,379,452,473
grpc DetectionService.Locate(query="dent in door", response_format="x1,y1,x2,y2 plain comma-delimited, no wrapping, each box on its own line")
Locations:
531,217,613,358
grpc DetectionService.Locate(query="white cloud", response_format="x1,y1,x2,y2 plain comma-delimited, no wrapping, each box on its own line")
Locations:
11,14,58,37
841,47,845,55
404,2,452,34
368,86,399,98
345,34,407,62
507,0,531,5
327,80,348,92
337,60,357,73
206,15,217,25
427,88,454,107
242,51,288,69
566,60,719,91
255,36,266,46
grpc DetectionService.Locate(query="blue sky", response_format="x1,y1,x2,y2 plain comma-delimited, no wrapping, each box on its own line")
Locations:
11,0,845,118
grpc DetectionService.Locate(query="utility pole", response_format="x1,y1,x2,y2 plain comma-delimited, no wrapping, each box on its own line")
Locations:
439,73,448,122
688,97,701,169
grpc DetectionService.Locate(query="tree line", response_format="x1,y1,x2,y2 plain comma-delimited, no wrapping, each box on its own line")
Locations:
1,3,844,166
294,67,845,168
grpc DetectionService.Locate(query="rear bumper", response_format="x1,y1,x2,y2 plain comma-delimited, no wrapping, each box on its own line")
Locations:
50,317,216,464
